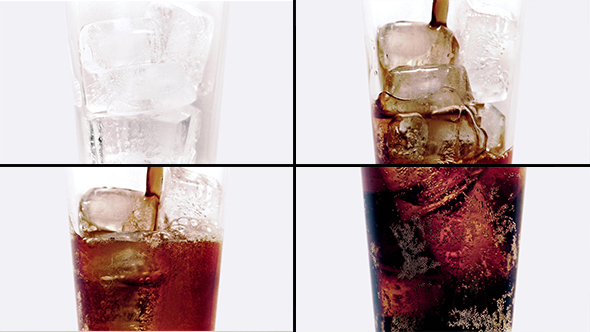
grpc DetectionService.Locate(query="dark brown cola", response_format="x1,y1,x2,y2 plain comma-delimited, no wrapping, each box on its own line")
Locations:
362,167,525,331
72,232,222,331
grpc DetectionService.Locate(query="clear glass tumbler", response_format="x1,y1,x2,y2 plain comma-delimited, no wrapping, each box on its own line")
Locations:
67,167,226,330
66,2,227,164
362,0,524,164
362,167,526,331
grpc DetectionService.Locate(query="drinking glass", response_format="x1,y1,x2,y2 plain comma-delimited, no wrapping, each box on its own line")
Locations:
66,2,227,163
67,167,226,330
362,166,526,331
362,0,524,164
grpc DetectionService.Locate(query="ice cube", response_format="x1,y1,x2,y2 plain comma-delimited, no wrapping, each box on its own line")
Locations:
376,271,443,320
377,22,459,73
81,236,163,286
454,0,518,103
425,108,487,163
477,104,505,153
374,87,471,119
387,113,428,162
422,178,510,279
146,1,214,89
384,65,474,101
85,62,196,114
374,91,430,118
99,245,161,285
393,168,485,221
87,105,200,164
427,86,470,111
79,187,158,235
79,18,162,74
158,167,222,229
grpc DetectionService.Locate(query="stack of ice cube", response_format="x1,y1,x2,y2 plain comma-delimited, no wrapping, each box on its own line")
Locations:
374,0,516,162
79,1,214,114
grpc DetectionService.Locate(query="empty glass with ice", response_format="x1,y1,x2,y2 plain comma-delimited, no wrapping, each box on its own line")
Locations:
67,167,226,330
362,0,524,164
66,2,227,163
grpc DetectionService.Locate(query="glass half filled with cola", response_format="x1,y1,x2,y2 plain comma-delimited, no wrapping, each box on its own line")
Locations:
66,2,227,163
362,0,524,164
362,167,526,331
67,167,226,330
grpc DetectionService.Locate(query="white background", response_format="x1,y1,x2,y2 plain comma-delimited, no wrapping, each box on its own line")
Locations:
0,167,294,331
296,167,590,332
296,0,590,164
0,1,293,164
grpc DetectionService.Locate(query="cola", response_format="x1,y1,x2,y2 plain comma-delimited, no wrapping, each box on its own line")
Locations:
68,167,225,331
71,231,222,331
362,167,525,331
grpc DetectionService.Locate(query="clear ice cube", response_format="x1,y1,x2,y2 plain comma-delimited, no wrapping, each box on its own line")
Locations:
427,86,470,111
425,109,487,163
146,1,214,90
384,65,474,101
377,22,459,73
477,103,505,153
79,187,158,235
87,105,201,164
454,0,518,103
79,18,162,74
158,167,222,229
85,63,196,114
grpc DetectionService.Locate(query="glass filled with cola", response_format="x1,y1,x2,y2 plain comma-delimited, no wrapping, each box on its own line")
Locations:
66,2,227,164
362,0,524,164
67,167,226,330
362,167,526,331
